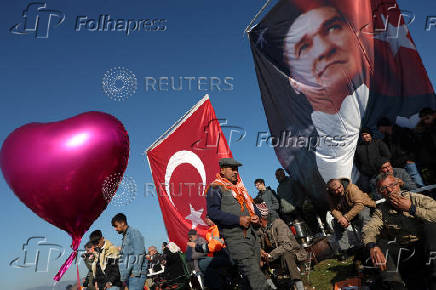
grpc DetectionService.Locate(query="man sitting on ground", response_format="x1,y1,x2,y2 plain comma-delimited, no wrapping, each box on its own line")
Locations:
257,202,307,290
327,178,376,259
363,173,436,289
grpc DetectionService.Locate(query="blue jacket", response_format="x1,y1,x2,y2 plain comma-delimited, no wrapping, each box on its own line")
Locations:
118,226,147,281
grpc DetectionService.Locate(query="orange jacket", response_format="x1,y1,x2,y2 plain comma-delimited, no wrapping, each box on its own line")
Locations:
206,225,225,256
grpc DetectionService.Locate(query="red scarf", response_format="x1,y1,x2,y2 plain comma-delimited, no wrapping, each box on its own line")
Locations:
211,173,255,216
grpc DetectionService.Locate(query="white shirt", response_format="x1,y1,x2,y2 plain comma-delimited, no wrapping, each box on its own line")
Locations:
311,84,369,182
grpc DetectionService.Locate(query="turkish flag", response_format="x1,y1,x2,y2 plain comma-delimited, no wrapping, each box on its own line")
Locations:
146,95,232,250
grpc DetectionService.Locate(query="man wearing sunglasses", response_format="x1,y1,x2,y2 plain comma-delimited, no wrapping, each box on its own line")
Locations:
363,173,436,289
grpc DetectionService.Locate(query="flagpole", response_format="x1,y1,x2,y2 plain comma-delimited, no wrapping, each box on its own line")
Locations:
145,94,210,153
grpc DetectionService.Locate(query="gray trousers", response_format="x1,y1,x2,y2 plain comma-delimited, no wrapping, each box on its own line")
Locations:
333,207,371,251
225,228,268,290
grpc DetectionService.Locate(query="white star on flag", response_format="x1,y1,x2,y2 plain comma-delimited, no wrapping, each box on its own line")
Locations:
374,14,416,56
185,204,206,229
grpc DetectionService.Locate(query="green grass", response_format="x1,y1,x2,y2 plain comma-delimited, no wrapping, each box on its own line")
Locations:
304,257,355,290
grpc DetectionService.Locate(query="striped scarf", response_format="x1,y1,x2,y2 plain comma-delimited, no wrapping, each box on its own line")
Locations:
212,173,255,216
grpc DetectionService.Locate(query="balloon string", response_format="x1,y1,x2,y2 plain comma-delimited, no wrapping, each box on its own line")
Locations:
53,236,82,281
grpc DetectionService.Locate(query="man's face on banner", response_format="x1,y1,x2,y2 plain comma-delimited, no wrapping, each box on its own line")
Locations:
284,6,363,113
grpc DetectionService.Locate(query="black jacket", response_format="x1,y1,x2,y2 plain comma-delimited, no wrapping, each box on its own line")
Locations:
355,139,391,177
163,248,186,280
383,125,416,168
94,257,122,288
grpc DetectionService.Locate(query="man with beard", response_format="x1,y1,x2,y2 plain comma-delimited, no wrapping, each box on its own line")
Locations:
206,158,268,290
112,213,147,290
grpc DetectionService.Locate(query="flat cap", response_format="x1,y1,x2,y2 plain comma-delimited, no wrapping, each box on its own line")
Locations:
219,157,242,168
187,229,197,236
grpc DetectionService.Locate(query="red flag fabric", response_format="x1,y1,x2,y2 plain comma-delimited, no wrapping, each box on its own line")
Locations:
146,95,232,250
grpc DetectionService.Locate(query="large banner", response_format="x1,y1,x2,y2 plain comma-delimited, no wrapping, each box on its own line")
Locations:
146,95,232,249
249,0,436,203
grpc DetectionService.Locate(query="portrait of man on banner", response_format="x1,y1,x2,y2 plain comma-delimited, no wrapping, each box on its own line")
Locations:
249,0,435,204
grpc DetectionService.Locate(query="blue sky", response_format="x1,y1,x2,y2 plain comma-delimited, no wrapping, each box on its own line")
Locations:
1,0,436,288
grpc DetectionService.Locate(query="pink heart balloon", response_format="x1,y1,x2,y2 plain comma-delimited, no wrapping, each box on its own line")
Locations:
0,111,129,280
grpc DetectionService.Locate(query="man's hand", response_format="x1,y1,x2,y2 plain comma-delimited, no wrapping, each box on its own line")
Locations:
240,216,251,228
105,282,112,289
260,249,269,260
338,216,349,228
250,215,260,224
187,241,196,248
390,193,411,212
370,246,387,271
397,178,404,188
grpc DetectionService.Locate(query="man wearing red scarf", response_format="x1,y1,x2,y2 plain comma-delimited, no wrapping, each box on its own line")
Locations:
206,158,268,290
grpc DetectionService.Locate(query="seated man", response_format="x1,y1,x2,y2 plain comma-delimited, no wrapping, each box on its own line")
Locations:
327,179,376,258
257,202,307,290
369,157,417,200
89,230,122,290
362,173,436,289
145,246,165,289
146,246,164,275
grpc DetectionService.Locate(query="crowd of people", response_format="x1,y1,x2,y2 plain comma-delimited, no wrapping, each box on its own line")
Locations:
79,108,436,290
